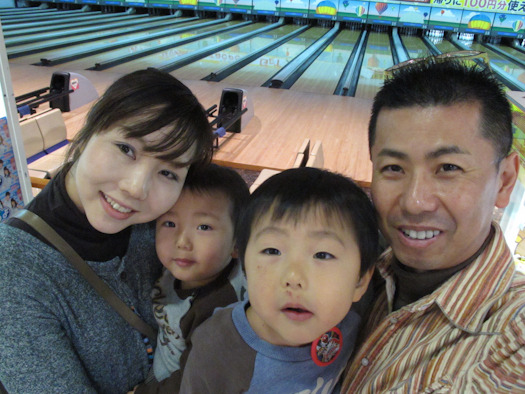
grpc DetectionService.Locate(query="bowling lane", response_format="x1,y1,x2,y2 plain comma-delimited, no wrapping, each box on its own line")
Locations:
3,13,126,36
469,41,525,81
433,38,459,53
354,31,393,100
6,15,173,56
401,35,432,59
5,14,151,47
172,24,302,81
107,22,266,73
9,18,203,65
0,9,89,23
221,26,328,86
0,7,56,16
491,42,525,64
290,29,360,95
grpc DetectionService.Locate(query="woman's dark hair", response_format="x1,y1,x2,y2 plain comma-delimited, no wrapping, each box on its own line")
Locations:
66,68,213,168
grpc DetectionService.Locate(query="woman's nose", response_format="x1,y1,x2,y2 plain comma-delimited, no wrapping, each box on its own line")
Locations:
119,165,151,200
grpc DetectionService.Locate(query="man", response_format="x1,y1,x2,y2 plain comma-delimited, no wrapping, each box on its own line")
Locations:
341,59,524,392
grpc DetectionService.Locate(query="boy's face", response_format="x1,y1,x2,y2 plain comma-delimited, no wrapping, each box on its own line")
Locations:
156,189,236,289
244,211,371,347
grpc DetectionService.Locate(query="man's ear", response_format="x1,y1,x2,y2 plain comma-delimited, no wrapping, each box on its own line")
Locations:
495,152,520,209
231,246,239,259
352,268,374,303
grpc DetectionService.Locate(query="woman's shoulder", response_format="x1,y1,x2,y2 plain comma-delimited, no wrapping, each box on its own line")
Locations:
0,222,46,255
128,221,155,243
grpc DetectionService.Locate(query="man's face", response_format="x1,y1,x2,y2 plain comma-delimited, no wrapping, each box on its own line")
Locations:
371,102,517,271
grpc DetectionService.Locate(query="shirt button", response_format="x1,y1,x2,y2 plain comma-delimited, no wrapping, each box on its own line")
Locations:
361,358,369,366
120,272,127,280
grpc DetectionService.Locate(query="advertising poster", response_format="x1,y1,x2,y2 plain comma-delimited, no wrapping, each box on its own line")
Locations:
0,83,24,221
367,2,400,25
253,0,280,15
398,4,431,27
309,0,339,19
491,13,525,37
337,0,369,22
0,24,32,223
459,10,495,33
427,6,463,30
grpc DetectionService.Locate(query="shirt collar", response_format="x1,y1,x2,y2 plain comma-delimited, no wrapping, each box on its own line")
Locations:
376,223,515,333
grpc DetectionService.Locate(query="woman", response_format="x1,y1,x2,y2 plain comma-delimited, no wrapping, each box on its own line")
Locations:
0,69,213,393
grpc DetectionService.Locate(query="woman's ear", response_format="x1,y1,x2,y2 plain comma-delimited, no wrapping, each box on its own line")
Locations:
231,245,239,259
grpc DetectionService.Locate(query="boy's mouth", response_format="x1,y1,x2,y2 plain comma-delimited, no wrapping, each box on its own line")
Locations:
282,304,313,321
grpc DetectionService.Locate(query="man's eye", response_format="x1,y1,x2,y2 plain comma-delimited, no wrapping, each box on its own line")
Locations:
261,248,281,256
314,251,335,260
197,224,212,231
382,164,403,173
440,163,462,172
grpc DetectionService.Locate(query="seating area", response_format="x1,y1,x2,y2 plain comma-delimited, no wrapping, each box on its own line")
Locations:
18,108,69,191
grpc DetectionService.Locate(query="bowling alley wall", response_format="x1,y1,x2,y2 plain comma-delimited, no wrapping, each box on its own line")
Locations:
33,0,525,39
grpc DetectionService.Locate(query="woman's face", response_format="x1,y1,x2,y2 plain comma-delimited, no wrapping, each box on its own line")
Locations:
66,126,195,234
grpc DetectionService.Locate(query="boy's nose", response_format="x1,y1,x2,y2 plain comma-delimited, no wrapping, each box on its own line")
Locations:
282,260,306,290
176,232,192,250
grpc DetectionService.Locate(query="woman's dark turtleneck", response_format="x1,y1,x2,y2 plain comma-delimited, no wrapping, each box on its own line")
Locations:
8,163,130,262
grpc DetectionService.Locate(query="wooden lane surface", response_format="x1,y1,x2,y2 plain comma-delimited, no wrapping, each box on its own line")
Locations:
9,18,203,66
401,35,432,59
354,31,393,101
221,26,327,86
290,29,360,95
172,24,302,81
9,64,373,186
108,22,265,74
434,38,458,53
185,79,373,186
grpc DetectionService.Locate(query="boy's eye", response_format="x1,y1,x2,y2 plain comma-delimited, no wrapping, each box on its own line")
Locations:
261,248,281,256
159,169,179,181
197,224,212,231
162,221,175,228
314,251,335,260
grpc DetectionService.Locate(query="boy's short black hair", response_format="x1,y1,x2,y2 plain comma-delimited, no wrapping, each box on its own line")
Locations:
237,167,379,276
184,164,250,237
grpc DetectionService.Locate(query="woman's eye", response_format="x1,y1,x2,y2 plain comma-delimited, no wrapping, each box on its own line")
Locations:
261,248,281,256
197,224,212,231
117,143,135,159
159,169,178,181
163,221,175,228
314,251,335,260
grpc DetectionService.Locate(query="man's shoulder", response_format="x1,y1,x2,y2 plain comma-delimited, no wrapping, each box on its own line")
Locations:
505,267,525,304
